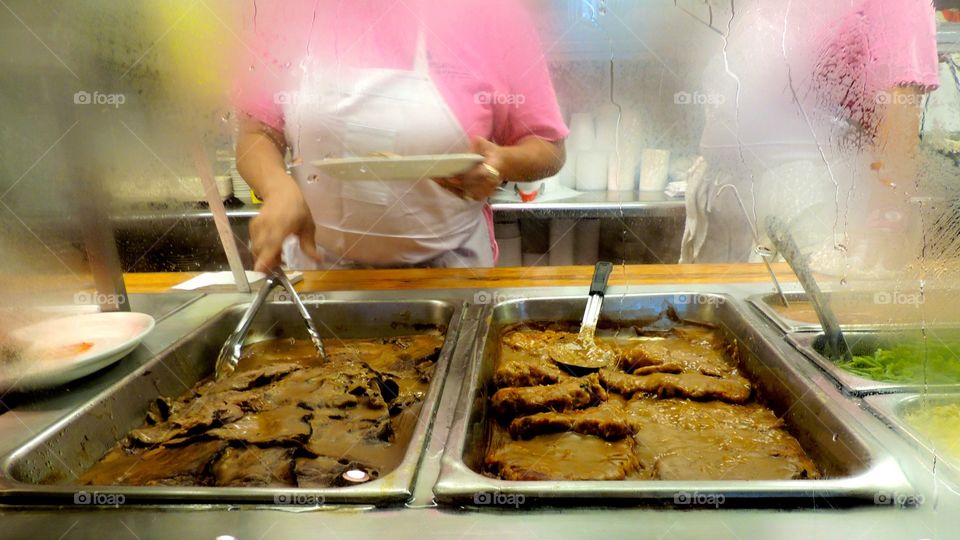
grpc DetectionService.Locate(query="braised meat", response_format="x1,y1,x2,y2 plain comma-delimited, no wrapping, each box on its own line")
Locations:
598,369,752,403
485,432,644,481
508,400,635,440
491,374,607,417
79,333,442,488
483,323,819,482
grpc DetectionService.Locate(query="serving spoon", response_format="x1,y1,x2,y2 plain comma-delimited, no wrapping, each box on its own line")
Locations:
548,261,616,375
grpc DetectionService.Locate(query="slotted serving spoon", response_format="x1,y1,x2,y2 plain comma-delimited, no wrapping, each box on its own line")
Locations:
548,261,616,374
214,268,326,380
765,216,852,362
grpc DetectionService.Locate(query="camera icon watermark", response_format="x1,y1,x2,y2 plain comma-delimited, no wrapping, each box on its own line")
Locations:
74,491,125,505
273,91,323,107
673,491,725,508
673,91,725,107
474,91,526,108
473,291,523,305
874,491,924,507
74,291,126,306
275,291,326,303
875,91,923,106
873,291,924,306
273,492,325,506
671,294,724,307
473,491,525,508
73,90,126,108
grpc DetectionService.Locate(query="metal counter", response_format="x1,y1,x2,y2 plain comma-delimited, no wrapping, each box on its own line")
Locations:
0,284,956,540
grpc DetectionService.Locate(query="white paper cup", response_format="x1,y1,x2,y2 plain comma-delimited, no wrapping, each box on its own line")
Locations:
575,150,608,192
638,149,671,192
568,112,596,152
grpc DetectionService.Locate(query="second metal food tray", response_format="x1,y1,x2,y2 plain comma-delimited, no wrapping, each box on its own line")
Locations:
435,293,912,507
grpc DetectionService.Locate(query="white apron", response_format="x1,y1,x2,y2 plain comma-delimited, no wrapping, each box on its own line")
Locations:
280,32,493,269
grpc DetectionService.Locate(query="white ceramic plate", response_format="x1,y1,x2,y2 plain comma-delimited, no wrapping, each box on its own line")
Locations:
310,153,484,181
1,312,155,392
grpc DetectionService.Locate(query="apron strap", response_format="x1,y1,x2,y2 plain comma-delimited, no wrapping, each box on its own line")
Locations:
412,30,430,75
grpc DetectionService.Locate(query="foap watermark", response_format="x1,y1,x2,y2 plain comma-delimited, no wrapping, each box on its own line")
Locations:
473,291,524,305
474,91,526,108
73,90,126,108
874,491,924,507
673,491,725,508
74,291,126,306
74,490,125,505
473,491,525,508
273,91,323,107
671,294,725,307
275,291,326,303
875,91,924,107
273,492,325,506
673,91,725,107
873,291,924,306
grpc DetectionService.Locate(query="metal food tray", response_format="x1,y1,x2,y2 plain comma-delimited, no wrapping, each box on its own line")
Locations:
749,291,957,334
863,393,960,486
748,292,824,333
0,300,463,505
435,293,912,507
787,331,960,396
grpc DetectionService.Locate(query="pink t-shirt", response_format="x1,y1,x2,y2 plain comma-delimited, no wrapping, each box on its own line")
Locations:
233,0,569,146
814,0,940,132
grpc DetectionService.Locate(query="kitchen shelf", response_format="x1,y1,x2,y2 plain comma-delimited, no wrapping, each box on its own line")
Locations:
489,190,685,219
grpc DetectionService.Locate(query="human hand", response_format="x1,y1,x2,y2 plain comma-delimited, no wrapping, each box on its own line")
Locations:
433,136,504,201
249,178,322,271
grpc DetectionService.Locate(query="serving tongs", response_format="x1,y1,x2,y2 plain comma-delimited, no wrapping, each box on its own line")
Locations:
548,261,616,375
214,268,326,380
765,216,852,362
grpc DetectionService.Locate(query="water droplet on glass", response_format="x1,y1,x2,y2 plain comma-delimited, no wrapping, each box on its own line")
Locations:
307,174,319,184
248,65,255,72
840,278,848,286
283,61,292,68
359,166,369,174
832,433,839,442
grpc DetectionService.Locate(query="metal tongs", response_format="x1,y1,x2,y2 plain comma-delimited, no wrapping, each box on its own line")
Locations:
214,268,326,379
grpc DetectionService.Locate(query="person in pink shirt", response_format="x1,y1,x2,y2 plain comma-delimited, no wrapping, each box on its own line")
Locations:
682,0,939,267
233,0,568,270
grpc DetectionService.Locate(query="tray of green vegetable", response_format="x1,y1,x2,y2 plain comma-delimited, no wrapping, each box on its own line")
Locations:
787,331,960,396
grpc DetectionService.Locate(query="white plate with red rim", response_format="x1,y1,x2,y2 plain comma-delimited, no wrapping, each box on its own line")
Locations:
309,153,484,181
1,312,155,392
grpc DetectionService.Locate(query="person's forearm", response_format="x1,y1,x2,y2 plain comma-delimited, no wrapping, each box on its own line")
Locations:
236,118,298,199
872,85,922,187
498,137,566,182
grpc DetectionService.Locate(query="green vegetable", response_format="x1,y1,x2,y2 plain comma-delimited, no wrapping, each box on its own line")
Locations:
836,343,960,384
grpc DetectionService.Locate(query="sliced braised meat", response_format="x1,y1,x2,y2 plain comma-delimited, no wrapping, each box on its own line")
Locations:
80,333,442,488
599,369,751,403
491,374,607,417
616,335,736,378
494,347,569,388
211,446,296,487
508,401,635,440
207,406,312,445
485,432,644,481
